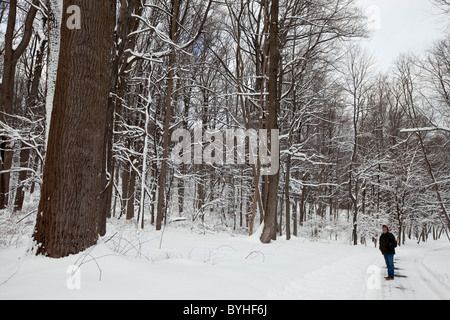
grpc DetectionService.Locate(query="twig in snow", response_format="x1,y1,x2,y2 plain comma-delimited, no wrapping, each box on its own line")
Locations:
245,251,265,262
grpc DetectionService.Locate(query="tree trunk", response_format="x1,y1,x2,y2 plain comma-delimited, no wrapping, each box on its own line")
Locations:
33,0,114,258
126,167,137,221
293,200,298,237
260,0,280,244
121,161,131,218
99,0,143,236
300,180,306,226
285,154,291,240
156,0,181,231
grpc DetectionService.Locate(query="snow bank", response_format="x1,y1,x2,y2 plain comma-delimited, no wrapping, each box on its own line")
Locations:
0,221,449,300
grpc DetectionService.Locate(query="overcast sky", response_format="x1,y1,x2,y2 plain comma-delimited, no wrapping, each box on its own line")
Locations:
357,0,449,72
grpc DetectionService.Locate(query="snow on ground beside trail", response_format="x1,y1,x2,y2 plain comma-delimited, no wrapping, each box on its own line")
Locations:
0,221,449,300
365,240,450,300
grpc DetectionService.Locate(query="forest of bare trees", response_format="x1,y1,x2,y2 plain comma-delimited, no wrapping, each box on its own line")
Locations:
0,0,448,257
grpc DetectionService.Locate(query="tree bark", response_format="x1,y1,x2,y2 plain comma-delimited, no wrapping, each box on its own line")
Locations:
99,0,143,236
285,154,291,240
33,0,114,258
156,0,181,230
260,0,280,244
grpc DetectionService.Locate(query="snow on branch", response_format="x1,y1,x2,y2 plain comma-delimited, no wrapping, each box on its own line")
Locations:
400,127,450,133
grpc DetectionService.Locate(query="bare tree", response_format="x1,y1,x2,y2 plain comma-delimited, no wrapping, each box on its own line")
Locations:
155,0,212,230
260,0,280,243
395,55,450,231
431,0,450,16
0,0,40,209
340,43,374,245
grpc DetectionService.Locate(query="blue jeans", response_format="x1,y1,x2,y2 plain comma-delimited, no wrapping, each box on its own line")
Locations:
384,254,395,278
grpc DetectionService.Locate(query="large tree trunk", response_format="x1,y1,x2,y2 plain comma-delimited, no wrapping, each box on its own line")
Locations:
33,0,114,258
260,0,280,244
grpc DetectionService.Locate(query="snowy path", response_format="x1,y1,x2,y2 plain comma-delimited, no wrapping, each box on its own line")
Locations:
363,242,450,300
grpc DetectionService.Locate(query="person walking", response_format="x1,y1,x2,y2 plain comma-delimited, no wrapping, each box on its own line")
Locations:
379,225,397,280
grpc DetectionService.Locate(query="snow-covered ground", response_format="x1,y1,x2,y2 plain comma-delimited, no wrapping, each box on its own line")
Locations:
0,220,449,300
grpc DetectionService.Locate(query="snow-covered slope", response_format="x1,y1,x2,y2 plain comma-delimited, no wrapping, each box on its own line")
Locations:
0,221,448,300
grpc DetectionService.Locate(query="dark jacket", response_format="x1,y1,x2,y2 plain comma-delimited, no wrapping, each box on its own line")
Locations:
379,232,397,255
